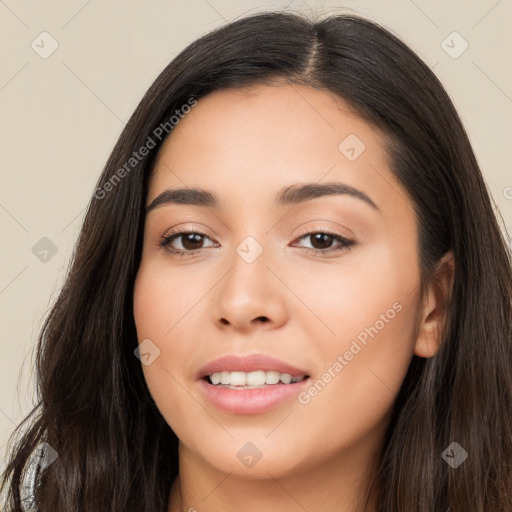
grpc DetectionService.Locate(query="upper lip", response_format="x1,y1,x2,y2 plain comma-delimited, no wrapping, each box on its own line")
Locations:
197,354,310,379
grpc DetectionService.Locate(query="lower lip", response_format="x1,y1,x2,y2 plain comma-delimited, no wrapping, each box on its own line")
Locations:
198,378,310,415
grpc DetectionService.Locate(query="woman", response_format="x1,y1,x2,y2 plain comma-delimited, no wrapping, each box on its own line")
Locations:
2,10,511,512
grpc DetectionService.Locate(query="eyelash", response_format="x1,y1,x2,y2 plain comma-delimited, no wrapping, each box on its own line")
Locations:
158,226,356,258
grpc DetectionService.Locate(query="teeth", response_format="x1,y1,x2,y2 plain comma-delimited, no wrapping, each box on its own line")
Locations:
207,371,306,387
247,370,266,386
265,371,280,384
280,373,292,384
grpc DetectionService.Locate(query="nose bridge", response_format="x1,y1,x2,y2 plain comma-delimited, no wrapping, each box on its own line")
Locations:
235,234,266,267
212,231,287,330
226,233,271,299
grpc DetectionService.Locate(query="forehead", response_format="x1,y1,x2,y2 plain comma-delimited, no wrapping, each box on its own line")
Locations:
147,84,409,219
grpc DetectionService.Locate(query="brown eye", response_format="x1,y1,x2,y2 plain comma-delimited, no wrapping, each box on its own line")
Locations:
309,233,335,250
292,230,355,255
179,233,206,251
159,230,218,256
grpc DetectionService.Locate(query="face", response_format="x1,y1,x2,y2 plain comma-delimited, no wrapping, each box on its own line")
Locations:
133,84,424,481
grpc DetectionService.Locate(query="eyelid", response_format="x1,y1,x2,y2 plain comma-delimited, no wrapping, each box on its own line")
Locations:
161,223,214,239
292,220,355,241
160,222,353,244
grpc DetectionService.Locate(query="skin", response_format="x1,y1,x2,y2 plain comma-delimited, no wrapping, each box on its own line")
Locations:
133,84,454,512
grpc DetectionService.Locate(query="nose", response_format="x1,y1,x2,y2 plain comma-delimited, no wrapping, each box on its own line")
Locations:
211,239,288,333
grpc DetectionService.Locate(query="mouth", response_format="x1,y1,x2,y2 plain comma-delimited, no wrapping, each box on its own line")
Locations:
197,354,312,414
203,370,310,389
198,373,311,415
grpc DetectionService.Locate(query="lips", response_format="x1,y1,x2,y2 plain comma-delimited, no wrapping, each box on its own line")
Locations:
197,354,311,414
197,353,310,379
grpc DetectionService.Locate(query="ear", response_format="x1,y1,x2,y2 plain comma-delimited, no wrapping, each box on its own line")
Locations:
414,251,455,358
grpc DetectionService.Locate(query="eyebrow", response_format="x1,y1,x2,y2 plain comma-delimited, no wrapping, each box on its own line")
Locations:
145,181,379,213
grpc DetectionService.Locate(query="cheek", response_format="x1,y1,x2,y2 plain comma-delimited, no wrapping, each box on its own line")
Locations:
286,240,420,353
295,303,417,460
291,247,421,451
133,257,210,341
133,261,201,425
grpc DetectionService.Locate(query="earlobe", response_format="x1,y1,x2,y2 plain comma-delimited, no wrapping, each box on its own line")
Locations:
413,251,455,359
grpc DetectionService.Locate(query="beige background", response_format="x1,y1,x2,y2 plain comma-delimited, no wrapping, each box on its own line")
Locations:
1,0,511,471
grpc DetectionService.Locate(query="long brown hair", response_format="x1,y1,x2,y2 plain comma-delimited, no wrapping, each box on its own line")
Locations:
2,11,511,512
